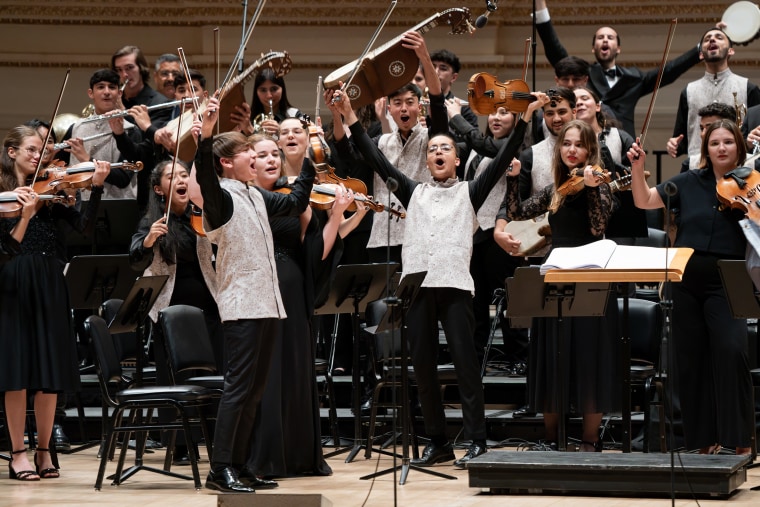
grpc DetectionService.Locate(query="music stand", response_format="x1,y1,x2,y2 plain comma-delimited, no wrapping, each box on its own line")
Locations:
359,272,455,484
65,255,137,310
103,274,169,485
315,263,398,462
718,259,760,468
507,266,611,451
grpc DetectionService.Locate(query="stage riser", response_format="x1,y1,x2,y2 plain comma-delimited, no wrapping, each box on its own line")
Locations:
218,493,331,507
467,453,751,498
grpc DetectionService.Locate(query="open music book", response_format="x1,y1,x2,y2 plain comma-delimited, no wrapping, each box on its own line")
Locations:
540,239,683,275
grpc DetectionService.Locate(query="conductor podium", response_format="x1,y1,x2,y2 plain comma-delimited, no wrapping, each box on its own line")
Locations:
466,244,752,498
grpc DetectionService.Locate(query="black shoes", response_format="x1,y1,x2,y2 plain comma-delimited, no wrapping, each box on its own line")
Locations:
410,441,455,466
238,469,279,490
205,467,255,493
52,424,71,452
453,443,487,469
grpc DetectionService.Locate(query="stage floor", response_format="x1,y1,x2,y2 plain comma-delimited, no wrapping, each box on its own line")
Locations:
5,445,760,507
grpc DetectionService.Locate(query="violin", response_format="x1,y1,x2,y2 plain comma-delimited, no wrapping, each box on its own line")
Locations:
716,165,760,224
557,165,611,197
32,161,143,195
274,183,405,219
0,191,75,218
466,74,537,115
189,203,206,237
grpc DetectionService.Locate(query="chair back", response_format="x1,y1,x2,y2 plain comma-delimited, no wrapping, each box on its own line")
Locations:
618,298,663,365
99,298,139,361
84,315,124,407
158,305,218,378
633,227,669,248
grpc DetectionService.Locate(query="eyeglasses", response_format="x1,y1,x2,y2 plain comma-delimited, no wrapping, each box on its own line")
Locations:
114,64,137,73
158,70,181,78
427,143,454,153
13,146,42,156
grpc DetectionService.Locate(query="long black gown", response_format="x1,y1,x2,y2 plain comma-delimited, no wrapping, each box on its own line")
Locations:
502,180,621,417
246,213,333,478
0,197,101,393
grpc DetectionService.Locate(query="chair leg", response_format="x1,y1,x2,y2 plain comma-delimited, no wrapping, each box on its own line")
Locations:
179,411,203,490
324,372,340,447
95,410,122,490
364,381,386,459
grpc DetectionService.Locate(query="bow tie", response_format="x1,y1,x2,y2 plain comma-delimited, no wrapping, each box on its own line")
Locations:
604,68,618,79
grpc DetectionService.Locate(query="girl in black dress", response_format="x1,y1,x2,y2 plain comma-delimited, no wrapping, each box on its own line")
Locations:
497,119,619,451
0,125,110,480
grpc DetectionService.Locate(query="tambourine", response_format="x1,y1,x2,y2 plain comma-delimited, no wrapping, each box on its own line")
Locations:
722,1,760,46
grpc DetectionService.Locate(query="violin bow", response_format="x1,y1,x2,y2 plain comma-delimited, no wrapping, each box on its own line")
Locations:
178,47,202,119
315,75,323,127
31,69,70,188
332,0,397,103
638,18,678,150
521,38,531,82
214,27,221,135
163,110,184,226
220,0,268,92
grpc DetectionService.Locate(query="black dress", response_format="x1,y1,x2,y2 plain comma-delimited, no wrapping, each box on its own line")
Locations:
247,214,332,477
500,180,621,416
0,194,101,393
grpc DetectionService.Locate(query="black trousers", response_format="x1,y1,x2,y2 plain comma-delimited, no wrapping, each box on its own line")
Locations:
211,318,277,469
672,253,753,450
407,287,486,441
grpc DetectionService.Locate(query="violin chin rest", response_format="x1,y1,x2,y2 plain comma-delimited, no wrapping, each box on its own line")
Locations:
726,166,753,179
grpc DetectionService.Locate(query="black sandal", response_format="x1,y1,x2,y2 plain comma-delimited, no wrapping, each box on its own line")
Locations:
34,448,60,479
9,449,40,481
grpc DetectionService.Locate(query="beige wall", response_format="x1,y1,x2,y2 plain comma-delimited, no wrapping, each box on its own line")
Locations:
1,0,759,183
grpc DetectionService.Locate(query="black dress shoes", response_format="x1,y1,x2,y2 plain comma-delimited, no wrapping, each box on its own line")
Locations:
205,467,255,493
453,443,487,469
410,441,455,466
52,424,71,452
238,469,279,490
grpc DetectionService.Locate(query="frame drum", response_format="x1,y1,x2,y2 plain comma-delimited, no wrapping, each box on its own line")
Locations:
722,1,760,45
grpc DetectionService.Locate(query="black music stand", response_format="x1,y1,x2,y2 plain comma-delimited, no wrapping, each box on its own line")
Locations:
65,254,137,310
359,272,456,484
103,275,170,484
718,259,760,469
507,266,611,451
315,263,398,462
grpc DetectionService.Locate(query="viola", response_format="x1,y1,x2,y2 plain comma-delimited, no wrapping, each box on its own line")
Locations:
32,161,143,195
306,121,369,212
716,165,760,224
0,191,75,218
556,165,611,197
189,203,206,237
467,74,537,115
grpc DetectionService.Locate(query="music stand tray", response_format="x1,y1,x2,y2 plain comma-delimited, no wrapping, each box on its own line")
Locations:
315,263,398,463
65,254,139,310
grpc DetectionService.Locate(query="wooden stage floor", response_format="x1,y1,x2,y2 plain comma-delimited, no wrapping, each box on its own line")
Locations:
5,444,760,507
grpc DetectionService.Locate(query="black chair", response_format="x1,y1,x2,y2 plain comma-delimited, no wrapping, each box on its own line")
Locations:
84,315,215,490
100,299,157,384
157,305,224,392
618,297,666,452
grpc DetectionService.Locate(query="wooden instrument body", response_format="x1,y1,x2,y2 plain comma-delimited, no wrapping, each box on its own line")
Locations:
323,8,473,109
505,212,550,256
467,74,534,115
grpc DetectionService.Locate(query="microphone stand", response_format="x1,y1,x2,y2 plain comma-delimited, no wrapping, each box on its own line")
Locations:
531,0,537,91
661,182,677,507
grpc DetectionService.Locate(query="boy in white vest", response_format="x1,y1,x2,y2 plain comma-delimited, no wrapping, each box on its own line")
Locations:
329,84,549,468
193,97,315,492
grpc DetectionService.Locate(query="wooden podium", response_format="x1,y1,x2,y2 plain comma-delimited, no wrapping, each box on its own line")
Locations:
542,246,693,452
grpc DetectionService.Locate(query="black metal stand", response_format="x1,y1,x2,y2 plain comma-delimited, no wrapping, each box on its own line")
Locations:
718,259,760,476
315,263,398,462
359,272,456,484
62,254,139,454
507,267,610,451
104,275,170,484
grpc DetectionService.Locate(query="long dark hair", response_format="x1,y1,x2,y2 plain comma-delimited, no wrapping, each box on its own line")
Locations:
549,120,601,212
144,159,191,265
250,68,294,120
